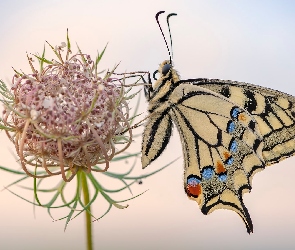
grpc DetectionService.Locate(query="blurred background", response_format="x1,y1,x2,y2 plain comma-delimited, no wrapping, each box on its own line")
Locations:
0,0,295,249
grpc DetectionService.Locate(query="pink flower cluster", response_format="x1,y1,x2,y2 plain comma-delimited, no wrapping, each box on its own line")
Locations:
2,48,132,182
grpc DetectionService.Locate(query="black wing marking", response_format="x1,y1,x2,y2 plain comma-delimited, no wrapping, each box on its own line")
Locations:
142,107,173,169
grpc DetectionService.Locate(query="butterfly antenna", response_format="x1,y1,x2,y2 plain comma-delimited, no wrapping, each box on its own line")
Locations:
167,13,177,62
155,11,172,64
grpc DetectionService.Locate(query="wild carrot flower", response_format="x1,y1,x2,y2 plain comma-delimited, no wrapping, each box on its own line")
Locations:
0,33,174,250
0,32,133,182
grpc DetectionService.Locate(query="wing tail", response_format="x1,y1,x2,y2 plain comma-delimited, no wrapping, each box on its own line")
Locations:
201,188,253,234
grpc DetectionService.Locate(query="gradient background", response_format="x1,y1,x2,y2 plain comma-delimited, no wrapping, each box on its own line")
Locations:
0,0,295,249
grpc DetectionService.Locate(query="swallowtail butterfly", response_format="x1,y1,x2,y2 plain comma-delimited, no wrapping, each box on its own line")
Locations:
141,11,295,233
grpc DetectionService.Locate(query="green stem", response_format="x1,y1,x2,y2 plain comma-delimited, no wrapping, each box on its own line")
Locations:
81,171,93,250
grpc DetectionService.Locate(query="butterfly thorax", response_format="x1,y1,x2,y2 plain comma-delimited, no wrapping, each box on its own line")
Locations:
148,60,180,112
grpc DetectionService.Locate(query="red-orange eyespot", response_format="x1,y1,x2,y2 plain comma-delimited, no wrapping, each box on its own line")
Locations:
186,175,202,198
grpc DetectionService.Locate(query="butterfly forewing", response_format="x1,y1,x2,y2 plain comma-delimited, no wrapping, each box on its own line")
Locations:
193,79,295,166
142,107,173,168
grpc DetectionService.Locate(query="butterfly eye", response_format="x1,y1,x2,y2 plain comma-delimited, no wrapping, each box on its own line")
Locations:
162,64,171,75
153,70,159,80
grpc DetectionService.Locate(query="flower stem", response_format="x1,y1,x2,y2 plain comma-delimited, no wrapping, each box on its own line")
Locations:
81,171,93,250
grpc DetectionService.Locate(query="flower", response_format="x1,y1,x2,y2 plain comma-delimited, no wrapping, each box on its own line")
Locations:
0,32,133,182
0,32,175,241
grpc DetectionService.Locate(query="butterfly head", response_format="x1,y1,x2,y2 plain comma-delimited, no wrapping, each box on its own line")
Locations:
154,60,172,80
152,60,180,89
161,61,172,75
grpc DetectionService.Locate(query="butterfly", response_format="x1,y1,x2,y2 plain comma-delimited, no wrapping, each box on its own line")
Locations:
141,11,295,234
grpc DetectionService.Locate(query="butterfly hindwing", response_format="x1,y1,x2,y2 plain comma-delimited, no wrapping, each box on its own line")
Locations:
192,78,295,166
168,83,265,233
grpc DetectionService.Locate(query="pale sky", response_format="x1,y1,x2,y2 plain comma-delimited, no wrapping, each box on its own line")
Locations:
0,1,295,249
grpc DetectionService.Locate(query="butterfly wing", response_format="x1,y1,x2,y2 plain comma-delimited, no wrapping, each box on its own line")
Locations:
190,78,295,166
168,83,265,233
142,104,173,169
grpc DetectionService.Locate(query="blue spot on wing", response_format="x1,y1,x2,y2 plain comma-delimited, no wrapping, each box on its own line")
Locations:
202,167,214,180
230,139,238,153
227,121,235,133
226,157,234,165
231,107,240,119
218,174,227,182
187,176,201,186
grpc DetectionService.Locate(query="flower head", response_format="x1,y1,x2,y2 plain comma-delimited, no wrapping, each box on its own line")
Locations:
0,32,133,182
